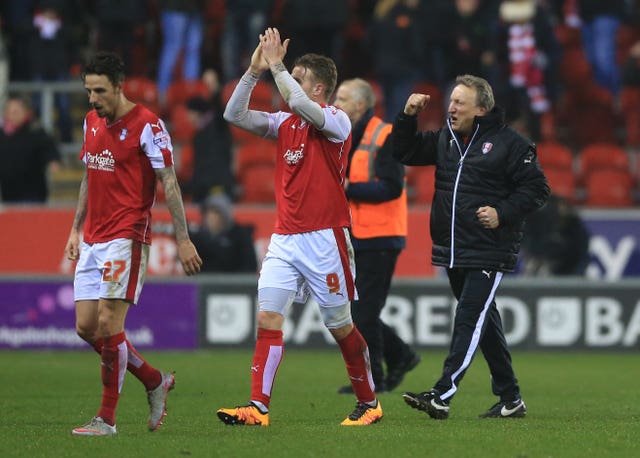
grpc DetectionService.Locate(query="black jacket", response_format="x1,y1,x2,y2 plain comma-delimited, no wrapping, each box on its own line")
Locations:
392,107,549,272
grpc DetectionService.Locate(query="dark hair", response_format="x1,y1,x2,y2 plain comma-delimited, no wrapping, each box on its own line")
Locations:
82,51,125,88
293,53,338,100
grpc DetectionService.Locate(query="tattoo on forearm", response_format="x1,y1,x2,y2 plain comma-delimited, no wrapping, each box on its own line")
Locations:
158,168,189,241
270,62,287,75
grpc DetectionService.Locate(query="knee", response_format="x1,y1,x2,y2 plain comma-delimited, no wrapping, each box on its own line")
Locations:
257,310,284,330
75,321,96,343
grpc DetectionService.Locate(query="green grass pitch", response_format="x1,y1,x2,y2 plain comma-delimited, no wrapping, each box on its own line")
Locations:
0,349,637,457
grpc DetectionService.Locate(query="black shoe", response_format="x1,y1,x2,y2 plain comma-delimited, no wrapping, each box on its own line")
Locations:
402,389,449,420
337,382,387,395
478,399,527,418
386,353,421,391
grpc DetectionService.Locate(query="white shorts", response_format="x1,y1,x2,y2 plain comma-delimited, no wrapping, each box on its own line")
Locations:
74,238,150,304
258,228,357,307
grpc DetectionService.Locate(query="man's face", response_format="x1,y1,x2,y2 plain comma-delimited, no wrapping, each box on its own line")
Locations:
447,84,486,136
291,66,323,101
333,83,362,125
3,100,30,126
84,74,120,120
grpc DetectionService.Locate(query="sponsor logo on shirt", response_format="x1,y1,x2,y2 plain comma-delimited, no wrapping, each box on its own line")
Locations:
284,144,304,165
86,149,115,172
153,131,169,149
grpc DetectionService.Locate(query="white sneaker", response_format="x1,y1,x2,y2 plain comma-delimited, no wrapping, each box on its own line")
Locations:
147,371,175,431
71,417,117,436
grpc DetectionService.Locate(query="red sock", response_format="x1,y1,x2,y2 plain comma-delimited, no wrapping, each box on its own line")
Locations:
90,337,161,391
338,327,376,404
125,339,162,391
250,328,284,409
97,332,127,426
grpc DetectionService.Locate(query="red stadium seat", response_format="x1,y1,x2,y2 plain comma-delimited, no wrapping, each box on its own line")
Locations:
544,168,576,203
620,87,640,147
123,77,160,114
235,139,277,172
412,81,445,132
222,79,276,112
165,80,210,110
169,104,196,143
536,141,574,171
407,166,435,205
584,169,634,207
578,143,630,182
238,163,276,203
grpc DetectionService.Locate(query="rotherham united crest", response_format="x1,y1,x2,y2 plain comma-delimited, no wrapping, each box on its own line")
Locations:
482,142,493,154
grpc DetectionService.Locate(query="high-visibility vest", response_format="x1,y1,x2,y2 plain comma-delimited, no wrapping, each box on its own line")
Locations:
348,116,408,239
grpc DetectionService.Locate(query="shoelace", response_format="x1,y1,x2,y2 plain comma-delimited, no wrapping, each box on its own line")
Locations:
348,402,374,420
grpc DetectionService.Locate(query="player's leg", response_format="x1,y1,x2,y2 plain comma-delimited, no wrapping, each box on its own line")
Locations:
217,243,297,426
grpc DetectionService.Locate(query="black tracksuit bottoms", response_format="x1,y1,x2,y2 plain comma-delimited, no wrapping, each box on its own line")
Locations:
433,267,521,403
351,249,413,387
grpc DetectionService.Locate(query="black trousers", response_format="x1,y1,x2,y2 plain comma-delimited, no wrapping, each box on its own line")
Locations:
351,249,412,387
433,268,521,403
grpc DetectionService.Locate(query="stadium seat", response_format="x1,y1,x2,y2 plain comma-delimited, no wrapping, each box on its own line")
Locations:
544,168,576,203
578,142,630,182
123,77,160,114
169,104,196,143
235,138,277,172
165,80,210,110
238,163,276,203
222,79,276,112
584,169,634,207
412,81,445,132
620,87,640,147
536,141,574,171
563,86,617,147
407,166,435,205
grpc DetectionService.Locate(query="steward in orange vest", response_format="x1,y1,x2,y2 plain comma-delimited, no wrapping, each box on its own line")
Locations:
347,113,407,245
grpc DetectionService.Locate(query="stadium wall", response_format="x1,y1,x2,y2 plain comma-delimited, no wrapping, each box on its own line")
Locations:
1,276,638,351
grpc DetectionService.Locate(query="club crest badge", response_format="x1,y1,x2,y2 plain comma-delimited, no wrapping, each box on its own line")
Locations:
482,142,493,154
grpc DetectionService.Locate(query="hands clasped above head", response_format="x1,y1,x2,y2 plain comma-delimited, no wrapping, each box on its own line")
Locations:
259,27,289,66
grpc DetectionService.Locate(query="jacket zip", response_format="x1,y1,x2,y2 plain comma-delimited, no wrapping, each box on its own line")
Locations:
446,121,480,268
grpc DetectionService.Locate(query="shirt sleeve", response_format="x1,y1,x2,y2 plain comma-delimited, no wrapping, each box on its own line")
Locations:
140,118,174,168
223,71,272,137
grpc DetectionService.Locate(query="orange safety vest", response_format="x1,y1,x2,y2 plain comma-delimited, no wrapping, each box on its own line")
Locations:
348,116,408,239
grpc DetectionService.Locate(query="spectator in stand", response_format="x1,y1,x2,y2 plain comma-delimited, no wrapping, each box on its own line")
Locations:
220,0,273,83
190,193,257,273
279,0,348,70
156,0,204,104
438,0,498,91
577,0,628,97
91,0,147,72
0,93,61,203
182,93,235,203
368,0,424,121
521,194,590,276
28,0,85,142
493,0,560,140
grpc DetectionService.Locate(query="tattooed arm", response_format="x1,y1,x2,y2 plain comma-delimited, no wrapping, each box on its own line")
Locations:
65,172,88,261
155,166,203,275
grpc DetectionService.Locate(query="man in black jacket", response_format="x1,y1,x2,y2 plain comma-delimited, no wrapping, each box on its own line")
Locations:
392,74,549,419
